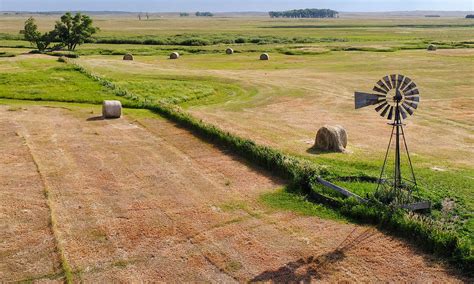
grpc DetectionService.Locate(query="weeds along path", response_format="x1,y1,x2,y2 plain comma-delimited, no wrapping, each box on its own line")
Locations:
0,105,467,282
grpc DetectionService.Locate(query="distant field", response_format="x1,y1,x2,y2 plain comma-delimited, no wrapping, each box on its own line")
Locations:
1,15,473,49
0,14,472,278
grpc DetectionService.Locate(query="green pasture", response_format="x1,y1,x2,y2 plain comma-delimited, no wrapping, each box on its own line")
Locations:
0,58,135,104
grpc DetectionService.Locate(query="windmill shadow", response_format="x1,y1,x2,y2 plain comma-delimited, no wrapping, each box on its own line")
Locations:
250,228,377,283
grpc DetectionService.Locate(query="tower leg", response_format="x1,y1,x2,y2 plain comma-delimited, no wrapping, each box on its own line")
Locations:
377,123,395,193
400,123,417,187
395,121,401,189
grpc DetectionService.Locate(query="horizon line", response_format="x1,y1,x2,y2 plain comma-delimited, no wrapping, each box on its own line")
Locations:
1,9,473,13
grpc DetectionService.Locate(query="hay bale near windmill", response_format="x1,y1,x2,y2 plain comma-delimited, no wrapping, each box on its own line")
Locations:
226,48,234,54
123,53,134,60
170,52,180,59
102,100,122,119
314,125,347,152
260,53,270,60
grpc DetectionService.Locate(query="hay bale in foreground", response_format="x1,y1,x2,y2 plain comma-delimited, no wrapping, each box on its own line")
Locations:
170,52,180,59
123,53,134,60
427,44,437,51
260,53,270,60
226,48,234,55
102,100,122,119
314,125,347,152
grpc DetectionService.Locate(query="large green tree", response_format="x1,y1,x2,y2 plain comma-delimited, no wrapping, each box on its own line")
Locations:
20,17,54,51
53,12,98,51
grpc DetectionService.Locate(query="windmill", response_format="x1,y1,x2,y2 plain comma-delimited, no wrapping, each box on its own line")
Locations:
355,74,421,206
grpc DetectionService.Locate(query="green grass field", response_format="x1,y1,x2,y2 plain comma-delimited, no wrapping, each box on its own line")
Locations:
0,14,472,260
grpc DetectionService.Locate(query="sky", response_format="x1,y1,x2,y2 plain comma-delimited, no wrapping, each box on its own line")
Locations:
0,0,472,12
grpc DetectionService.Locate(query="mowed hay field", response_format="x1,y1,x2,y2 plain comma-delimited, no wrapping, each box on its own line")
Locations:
0,14,473,281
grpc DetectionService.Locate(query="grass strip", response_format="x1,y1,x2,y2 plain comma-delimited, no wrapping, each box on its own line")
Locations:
19,131,74,283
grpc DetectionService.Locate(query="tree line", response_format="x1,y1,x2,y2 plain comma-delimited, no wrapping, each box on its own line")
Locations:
21,12,98,52
195,12,214,17
269,9,338,18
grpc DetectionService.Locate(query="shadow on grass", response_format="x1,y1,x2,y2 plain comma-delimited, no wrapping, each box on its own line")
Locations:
306,146,345,155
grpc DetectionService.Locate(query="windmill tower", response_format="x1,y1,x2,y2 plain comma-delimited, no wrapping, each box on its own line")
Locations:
355,74,420,205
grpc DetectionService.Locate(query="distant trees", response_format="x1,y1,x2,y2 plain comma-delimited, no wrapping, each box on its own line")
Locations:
269,9,338,18
180,12,190,17
138,12,151,20
20,17,55,51
20,12,98,52
466,14,474,19
195,11,214,17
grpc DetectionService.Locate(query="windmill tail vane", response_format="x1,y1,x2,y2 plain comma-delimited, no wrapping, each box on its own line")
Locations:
354,74,420,205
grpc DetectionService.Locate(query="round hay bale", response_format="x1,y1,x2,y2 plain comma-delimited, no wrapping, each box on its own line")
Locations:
314,125,347,152
102,100,122,119
123,53,134,60
226,48,234,55
427,44,437,51
170,52,180,59
260,53,270,60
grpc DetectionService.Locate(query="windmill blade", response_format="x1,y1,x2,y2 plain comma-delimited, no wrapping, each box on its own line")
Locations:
399,106,408,119
405,96,420,102
373,85,388,94
383,76,392,89
354,92,385,109
403,82,417,93
401,102,414,115
387,106,394,120
400,76,411,90
404,88,419,97
397,74,405,89
404,101,418,109
390,74,397,89
376,80,390,93
375,101,388,112
380,104,391,118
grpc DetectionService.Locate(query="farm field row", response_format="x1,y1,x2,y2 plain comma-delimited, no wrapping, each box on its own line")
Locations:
1,102,467,282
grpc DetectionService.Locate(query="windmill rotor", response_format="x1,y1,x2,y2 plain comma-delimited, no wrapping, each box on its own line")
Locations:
355,74,420,120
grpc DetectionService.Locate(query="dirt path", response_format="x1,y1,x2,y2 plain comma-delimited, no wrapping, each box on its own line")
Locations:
0,105,467,282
